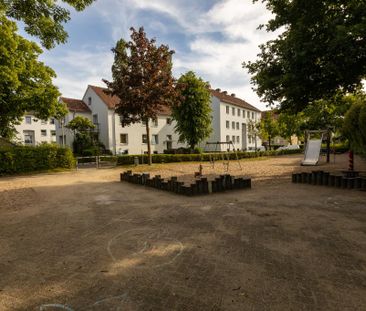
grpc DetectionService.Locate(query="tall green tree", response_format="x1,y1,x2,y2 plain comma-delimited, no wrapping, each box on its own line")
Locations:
104,27,177,165
342,93,366,155
258,111,279,150
172,71,212,150
244,0,366,112
1,0,95,49
0,14,65,139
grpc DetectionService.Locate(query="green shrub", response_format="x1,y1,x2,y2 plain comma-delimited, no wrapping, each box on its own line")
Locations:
0,144,75,175
116,149,301,166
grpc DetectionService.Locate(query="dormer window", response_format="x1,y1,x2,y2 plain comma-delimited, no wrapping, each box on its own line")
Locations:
88,97,92,105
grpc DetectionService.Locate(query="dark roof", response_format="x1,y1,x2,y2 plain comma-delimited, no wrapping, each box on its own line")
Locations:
210,89,261,112
89,85,172,115
60,97,91,113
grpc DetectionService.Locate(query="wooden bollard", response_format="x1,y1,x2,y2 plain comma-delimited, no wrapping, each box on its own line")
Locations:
292,173,297,183
335,176,342,187
354,177,363,189
329,175,336,186
322,172,330,186
301,172,308,183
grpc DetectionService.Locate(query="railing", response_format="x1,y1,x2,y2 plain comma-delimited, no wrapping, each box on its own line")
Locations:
76,155,117,169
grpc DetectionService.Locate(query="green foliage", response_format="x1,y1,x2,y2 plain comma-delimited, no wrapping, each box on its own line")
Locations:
104,27,177,165
172,71,212,150
342,95,366,155
258,111,279,149
0,144,75,175
116,149,302,166
1,0,95,49
277,112,303,143
0,14,64,138
244,0,366,112
66,116,95,132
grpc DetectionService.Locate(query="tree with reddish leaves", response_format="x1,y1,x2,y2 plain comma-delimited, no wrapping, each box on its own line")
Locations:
104,27,177,165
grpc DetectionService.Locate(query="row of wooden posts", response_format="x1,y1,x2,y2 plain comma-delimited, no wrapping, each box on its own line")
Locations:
292,170,366,190
120,171,251,196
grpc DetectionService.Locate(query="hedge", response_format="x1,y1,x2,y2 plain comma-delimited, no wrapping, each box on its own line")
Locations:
116,149,302,166
0,144,75,175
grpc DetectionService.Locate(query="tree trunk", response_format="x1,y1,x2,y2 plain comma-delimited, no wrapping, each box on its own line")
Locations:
268,136,272,150
146,122,152,165
326,131,331,163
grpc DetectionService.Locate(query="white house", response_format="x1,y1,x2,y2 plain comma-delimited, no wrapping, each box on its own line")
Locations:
14,114,57,145
57,85,185,154
207,89,261,151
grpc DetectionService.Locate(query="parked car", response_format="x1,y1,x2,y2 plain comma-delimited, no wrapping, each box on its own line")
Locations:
277,144,300,151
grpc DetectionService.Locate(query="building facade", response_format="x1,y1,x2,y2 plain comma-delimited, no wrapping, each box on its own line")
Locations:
57,85,262,154
14,115,57,146
205,89,262,151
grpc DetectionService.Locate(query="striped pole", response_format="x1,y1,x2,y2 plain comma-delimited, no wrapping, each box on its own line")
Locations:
349,150,354,171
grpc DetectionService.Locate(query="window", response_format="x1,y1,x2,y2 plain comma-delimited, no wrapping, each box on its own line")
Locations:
142,134,147,144
249,136,252,144
232,107,235,116
226,106,229,114
152,119,158,127
41,130,47,136
232,135,235,143
166,135,172,141
247,111,250,118
226,121,230,129
252,112,254,119
120,134,128,144
238,109,241,116
166,118,172,125
232,121,235,129
41,120,47,125
152,134,159,144
88,97,92,105
93,114,98,125
50,118,55,125
237,136,240,143
226,135,230,142
25,116,32,124
236,122,239,130
51,130,56,136
243,110,246,118
23,131,34,145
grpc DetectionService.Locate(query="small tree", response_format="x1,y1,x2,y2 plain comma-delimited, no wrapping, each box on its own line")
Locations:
66,116,99,155
104,27,177,165
258,111,279,150
247,119,260,150
277,112,303,145
172,71,212,151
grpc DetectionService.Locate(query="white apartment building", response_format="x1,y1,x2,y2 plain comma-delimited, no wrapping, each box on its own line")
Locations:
14,115,57,145
56,85,261,154
56,85,185,154
207,89,261,151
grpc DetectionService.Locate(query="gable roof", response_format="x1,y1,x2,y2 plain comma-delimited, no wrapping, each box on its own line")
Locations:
88,85,171,116
60,97,91,113
210,89,261,112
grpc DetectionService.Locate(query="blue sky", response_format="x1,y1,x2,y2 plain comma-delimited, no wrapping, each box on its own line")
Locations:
33,0,278,110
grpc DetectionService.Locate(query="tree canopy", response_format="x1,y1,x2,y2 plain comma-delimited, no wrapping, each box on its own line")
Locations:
0,14,65,138
172,71,212,150
258,111,279,150
66,115,95,133
244,0,366,112
104,27,177,164
1,0,95,49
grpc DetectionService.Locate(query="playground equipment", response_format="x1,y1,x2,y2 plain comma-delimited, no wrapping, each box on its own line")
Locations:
203,141,242,172
301,130,329,166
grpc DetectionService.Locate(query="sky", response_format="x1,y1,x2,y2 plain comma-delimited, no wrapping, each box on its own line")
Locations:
34,0,279,111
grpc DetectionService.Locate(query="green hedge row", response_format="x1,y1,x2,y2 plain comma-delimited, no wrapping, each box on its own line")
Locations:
116,149,302,166
0,144,75,175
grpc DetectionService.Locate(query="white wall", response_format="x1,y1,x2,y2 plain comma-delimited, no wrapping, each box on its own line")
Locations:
113,114,186,155
14,115,57,145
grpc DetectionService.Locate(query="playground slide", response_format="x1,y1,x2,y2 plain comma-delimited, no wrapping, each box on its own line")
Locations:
301,139,322,166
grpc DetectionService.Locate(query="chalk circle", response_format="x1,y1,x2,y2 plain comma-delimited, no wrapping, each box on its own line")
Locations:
39,304,74,311
107,228,184,269
89,293,139,310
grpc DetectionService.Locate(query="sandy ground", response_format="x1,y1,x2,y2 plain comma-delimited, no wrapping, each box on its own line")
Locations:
0,154,365,310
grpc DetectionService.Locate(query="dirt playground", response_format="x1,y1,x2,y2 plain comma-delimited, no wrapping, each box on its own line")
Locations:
0,154,366,310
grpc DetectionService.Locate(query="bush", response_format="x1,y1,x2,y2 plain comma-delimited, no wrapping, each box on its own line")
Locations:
0,144,75,175
117,149,301,166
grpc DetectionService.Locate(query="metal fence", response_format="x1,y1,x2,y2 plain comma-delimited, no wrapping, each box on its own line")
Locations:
76,156,118,169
